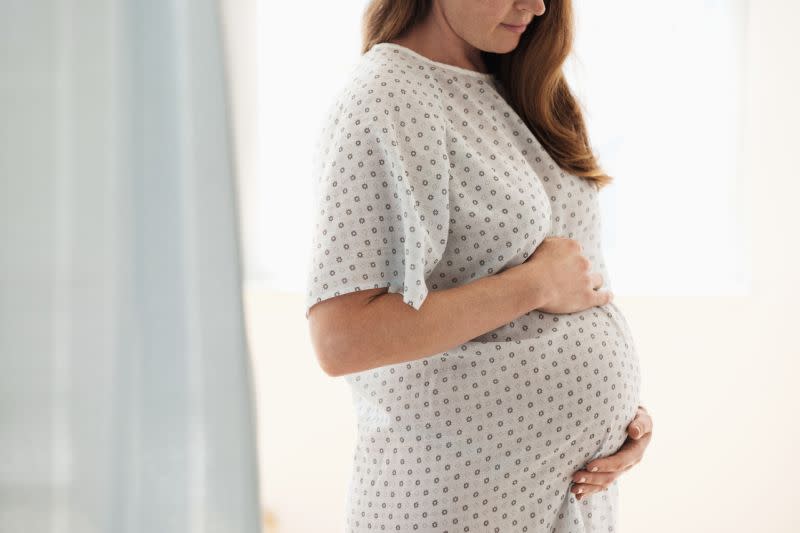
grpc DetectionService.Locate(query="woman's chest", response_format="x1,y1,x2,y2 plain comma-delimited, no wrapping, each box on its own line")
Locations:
428,102,601,291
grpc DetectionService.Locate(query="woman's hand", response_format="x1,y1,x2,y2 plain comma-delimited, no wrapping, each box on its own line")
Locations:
570,405,653,500
520,237,614,314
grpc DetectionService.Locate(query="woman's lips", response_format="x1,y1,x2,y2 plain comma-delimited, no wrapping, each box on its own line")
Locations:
501,22,528,34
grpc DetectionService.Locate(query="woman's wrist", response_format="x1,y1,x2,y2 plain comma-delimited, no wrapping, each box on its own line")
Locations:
501,261,552,314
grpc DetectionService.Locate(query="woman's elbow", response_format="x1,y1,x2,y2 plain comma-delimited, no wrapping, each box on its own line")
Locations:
307,303,355,377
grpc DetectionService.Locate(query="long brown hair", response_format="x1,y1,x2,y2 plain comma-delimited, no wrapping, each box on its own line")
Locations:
361,0,613,189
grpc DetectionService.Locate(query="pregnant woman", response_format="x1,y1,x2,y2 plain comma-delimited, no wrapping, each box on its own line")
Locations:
305,1,653,531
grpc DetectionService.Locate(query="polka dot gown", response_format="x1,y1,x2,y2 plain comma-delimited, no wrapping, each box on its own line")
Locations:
305,42,642,532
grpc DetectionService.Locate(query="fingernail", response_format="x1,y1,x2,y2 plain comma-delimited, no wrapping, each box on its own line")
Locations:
578,477,586,483
591,466,598,472
577,488,583,494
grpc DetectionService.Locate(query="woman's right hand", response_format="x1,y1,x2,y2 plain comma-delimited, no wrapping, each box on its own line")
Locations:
519,236,613,314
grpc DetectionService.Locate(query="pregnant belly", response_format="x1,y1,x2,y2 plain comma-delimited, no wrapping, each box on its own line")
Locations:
346,301,641,477
477,302,640,458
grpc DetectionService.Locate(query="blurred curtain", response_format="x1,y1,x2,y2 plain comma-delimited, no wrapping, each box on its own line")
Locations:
0,1,262,532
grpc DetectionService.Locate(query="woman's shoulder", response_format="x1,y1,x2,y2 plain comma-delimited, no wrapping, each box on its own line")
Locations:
310,46,448,171
326,46,445,122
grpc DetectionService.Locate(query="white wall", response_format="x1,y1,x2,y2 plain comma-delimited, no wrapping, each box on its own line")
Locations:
239,1,800,531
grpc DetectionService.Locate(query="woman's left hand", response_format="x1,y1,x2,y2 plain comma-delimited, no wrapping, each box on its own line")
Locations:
570,405,653,500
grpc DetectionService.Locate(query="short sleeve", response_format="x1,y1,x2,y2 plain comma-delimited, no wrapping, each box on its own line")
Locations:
304,84,451,317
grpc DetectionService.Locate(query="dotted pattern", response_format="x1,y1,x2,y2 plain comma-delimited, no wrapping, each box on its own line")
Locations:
305,42,642,532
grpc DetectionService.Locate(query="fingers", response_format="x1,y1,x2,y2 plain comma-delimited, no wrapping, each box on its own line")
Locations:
571,438,645,500
627,406,654,439
572,406,655,501
584,433,651,476
572,469,616,489
594,288,614,306
571,471,621,500
569,465,633,500
589,271,604,290
588,271,613,305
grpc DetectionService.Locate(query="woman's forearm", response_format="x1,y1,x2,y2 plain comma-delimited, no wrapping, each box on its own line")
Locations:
330,264,548,376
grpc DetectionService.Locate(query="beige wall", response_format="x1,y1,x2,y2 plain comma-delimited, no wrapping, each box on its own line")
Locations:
237,1,800,531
